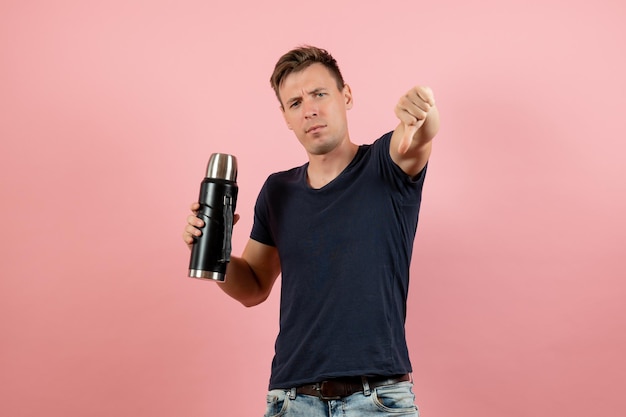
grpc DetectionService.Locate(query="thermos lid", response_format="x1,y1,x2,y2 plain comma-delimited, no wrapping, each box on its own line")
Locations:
206,153,237,181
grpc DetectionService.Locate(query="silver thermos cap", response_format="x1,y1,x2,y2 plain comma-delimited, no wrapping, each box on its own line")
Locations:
206,153,237,181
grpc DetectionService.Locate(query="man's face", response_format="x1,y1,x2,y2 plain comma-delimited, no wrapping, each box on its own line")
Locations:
278,63,353,156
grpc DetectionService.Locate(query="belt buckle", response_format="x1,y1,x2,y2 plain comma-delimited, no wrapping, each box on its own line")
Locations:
316,381,342,401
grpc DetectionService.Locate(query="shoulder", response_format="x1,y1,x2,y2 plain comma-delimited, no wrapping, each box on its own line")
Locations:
368,130,428,188
366,131,394,150
267,163,306,182
258,164,306,197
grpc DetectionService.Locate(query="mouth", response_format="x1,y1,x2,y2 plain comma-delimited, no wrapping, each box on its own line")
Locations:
305,124,326,134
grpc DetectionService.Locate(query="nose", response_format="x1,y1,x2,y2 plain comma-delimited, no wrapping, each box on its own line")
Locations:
303,99,318,119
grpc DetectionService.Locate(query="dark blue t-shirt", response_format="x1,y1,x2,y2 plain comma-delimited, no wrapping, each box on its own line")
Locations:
251,131,427,389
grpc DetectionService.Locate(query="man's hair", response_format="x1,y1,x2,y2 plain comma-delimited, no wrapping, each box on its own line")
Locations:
270,45,345,107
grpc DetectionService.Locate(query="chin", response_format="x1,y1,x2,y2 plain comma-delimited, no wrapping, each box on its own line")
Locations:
308,143,336,156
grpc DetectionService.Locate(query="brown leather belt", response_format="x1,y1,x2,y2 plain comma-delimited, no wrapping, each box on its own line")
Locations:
296,374,411,401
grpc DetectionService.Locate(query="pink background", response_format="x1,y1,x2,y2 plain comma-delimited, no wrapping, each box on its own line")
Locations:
1,1,625,416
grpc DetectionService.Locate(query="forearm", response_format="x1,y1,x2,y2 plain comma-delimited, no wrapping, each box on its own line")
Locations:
217,255,269,307
214,239,281,307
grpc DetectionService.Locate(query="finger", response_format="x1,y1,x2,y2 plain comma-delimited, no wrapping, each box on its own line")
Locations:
395,101,421,126
183,227,198,245
185,223,202,238
233,213,241,226
190,202,200,214
407,105,428,122
398,95,429,122
398,124,419,155
415,86,435,106
183,231,195,245
187,214,204,228
407,92,431,113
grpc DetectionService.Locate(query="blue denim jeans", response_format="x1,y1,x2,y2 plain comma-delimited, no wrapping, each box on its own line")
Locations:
263,381,419,416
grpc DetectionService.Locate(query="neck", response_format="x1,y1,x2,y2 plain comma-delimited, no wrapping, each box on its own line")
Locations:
306,141,359,189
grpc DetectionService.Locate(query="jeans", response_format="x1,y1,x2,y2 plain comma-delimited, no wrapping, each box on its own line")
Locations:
263,381,419,416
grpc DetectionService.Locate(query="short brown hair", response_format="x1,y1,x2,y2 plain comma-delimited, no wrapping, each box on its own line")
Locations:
270,45,345,107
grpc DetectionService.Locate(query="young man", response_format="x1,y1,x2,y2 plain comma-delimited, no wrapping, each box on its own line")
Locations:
183,45,440,416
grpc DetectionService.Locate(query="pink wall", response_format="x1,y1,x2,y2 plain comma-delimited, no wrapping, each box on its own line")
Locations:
1,1,625,416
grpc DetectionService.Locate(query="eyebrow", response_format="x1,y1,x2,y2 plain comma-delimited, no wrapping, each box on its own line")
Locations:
285,88,328,106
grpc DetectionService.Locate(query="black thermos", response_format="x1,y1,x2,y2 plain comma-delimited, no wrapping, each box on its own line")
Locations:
188,153,238,281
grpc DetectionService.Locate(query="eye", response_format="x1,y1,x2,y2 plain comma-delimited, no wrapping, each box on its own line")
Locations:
289,101,300,109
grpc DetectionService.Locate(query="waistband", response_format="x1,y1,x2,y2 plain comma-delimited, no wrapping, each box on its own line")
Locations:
295,374,411,401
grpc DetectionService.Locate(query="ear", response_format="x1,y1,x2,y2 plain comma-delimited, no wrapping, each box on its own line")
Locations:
343,84,354,110
280,105,293,130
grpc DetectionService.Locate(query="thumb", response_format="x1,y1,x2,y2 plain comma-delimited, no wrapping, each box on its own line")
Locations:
398,123,420,154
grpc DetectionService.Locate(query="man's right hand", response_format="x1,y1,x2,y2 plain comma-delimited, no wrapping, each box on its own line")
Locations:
182,202,203,250
182,202,240,250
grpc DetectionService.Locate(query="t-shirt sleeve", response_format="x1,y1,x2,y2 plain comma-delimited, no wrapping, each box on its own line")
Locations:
373,131,428,203
250,178,276,247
